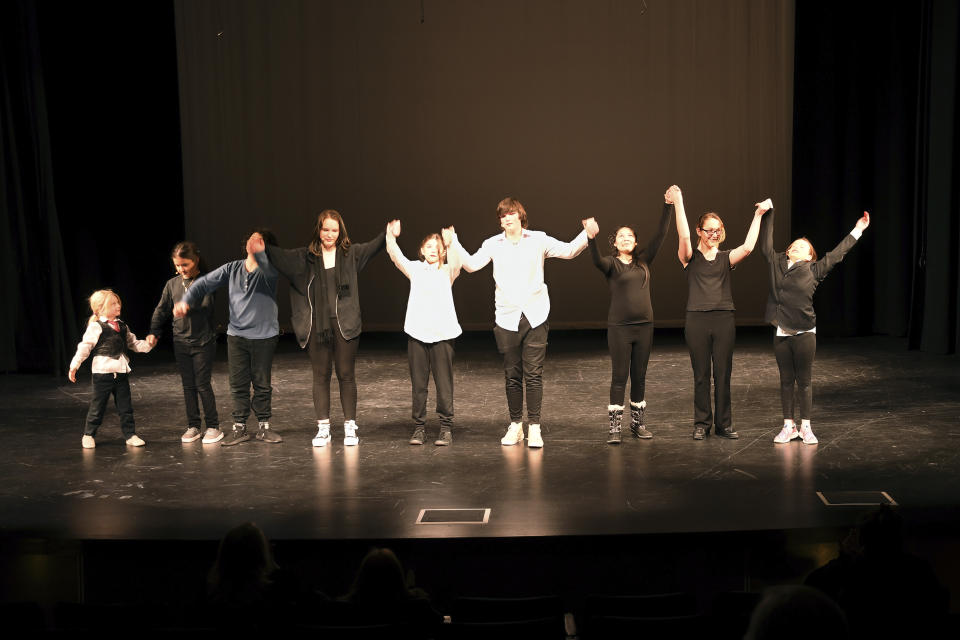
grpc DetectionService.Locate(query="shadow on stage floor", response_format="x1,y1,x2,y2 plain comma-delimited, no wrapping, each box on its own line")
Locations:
2,329,958,605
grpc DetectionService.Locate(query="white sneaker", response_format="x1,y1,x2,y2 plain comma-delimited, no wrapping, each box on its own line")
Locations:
82,435,95,449
774,424,799,444
527,424,543,448
181,427,202,443
500,422,524,445
799,424,819,444
313,420,331,447
126,435,146,447
202,428,224,444
343,420,359,446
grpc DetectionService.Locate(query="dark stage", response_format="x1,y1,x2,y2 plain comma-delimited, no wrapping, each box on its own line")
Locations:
3,329,958,542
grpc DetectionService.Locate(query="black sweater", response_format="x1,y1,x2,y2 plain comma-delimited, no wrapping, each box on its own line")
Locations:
760,209,859,333
589,203,673,325
150,275,217,345
265,232,385,347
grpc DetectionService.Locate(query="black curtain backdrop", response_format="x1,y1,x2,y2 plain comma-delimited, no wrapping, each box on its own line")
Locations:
3,0,958,374
0,0,75,373
793,0,959,354
173,0,797,331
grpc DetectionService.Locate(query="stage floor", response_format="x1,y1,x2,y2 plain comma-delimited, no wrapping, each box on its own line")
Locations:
2,330,958,542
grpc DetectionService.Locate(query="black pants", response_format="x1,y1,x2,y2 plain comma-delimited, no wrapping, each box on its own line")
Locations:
607,322,654,405
308,321,359,421
85,373,136,438
173,339,219,429
774,332,816,421
408,337,455,428
226,334,277,423
493,314,548,424
684,310,735,432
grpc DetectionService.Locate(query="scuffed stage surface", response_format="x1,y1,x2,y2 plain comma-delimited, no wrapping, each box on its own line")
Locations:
2,330,958,541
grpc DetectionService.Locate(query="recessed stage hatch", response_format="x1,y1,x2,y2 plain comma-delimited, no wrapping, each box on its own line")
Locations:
816,491,898,506
416,508,491,524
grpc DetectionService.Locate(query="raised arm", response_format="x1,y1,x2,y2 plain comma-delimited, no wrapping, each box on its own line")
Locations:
451,236,492,273
385,220,412,280
543,220,591,260
812,211,870,281
671,185,693,266
442,226,462,284
729,199,771,266
352,225,389,271
641,202,675,264
759,204,776,262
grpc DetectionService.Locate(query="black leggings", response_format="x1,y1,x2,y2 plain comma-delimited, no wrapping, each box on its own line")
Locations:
684,310,735,431
774,332,816,421
308,321,359,421
607,323,654,405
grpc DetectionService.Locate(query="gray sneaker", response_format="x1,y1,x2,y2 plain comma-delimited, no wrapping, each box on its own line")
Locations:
202,428,224,444
181,427,202,443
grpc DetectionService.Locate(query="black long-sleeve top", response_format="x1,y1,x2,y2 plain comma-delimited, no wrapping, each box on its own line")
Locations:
589,203,673,325
760,208,860,333
150,275,217,345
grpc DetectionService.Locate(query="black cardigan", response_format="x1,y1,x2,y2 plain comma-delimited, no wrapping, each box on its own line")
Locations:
760,209,859,333
264,232,385,347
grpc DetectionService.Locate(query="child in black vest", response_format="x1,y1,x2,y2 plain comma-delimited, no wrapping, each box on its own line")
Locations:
68,289,154,448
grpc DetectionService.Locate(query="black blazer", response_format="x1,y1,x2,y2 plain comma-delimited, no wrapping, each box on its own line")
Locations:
760,209,859,333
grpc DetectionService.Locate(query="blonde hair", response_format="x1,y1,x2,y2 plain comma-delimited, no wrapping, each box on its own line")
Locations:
697,212,727,244
87,289,120,324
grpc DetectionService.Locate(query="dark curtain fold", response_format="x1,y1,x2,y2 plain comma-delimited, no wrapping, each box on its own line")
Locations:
793,0,959,353
0,0,75,373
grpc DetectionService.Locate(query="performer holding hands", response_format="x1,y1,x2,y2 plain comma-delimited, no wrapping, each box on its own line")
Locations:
587,186,675,443
761,208,870,444
386,221,462,446
249,211,389,448
676,189,770,440
451,197,597,448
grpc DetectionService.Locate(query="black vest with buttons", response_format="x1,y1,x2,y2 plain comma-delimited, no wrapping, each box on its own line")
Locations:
91,320,128,358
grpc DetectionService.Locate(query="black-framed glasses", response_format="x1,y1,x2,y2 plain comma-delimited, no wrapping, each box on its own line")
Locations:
699,227,722,237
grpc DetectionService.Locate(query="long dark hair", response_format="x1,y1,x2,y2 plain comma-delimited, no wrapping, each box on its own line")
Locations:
208,522,277,605
309,209,351,256
608,225,642,263
345,547,410,604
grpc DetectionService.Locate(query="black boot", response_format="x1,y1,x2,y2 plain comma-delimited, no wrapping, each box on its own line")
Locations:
607,405,623,444
630,401,653,439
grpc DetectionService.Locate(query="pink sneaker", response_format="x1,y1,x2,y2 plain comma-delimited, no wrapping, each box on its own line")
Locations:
799,424,819,444
773,424,799,444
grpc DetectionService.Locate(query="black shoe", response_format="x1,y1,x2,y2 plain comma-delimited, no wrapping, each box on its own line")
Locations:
434,428,452,446
222,423,250,446
409,426,425,445
692,426,706,440
255,421,283,443
715,428,740,439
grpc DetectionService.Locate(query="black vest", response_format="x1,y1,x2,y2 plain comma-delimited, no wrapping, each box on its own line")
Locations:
91,320,128,358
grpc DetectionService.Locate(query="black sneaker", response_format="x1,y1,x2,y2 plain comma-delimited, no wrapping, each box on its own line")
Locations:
255,421,282,443
221,422,250,446
434,428,452,446
692,426,706,440
409,426,425,445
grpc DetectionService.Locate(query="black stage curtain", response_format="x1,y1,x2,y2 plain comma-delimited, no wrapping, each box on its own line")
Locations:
793,0,959,353
0,0,76,373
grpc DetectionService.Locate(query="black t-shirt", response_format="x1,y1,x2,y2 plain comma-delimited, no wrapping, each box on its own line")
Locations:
324,265,338,318
684,249,736,311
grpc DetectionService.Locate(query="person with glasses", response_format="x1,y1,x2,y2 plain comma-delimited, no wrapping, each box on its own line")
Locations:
586,185,677,444
674,189,770,440
451,198,597,448
760,208,870,445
